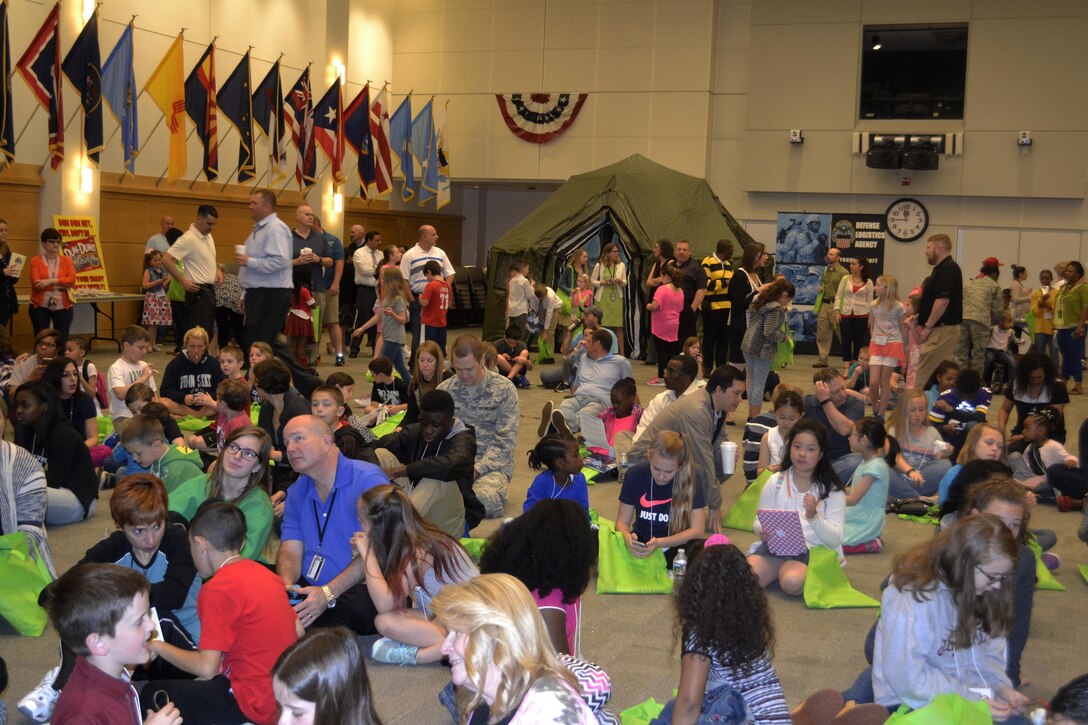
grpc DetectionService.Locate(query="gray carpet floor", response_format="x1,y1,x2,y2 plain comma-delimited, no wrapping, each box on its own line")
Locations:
2,338,1086,724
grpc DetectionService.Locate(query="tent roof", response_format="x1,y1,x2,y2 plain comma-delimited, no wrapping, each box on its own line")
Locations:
489,153,754,258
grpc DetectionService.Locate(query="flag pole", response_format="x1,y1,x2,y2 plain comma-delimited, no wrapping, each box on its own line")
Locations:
154,123,200,186
101,89,145,150
12,105,41,147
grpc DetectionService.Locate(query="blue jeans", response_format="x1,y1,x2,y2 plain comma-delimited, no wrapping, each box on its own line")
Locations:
1056,328,1083,382
888,458,951,498
382,340,411,380
650,684,751,725
1035,332,1058,369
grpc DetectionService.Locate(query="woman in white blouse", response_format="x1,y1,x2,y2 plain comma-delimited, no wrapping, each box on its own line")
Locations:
834,257,874,366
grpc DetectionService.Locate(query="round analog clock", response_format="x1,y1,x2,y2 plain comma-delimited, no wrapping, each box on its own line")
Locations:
885,198,929,242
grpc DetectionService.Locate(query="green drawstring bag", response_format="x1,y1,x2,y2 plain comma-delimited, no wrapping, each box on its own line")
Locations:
0,533,54,637
557,288,572,316
1078,563,1088,585
813,290,824,315
619,697,666,725
459,538,488,562
885,693,992,724
722,470,772,532
311,305,321,341
1025,309,1035,342
1027,537,1064,591
595,517,673,595
772,324,794,372
372,411,406,438
176,416,212,432
803,546,880,609
536,338,553,364
97,415,115,443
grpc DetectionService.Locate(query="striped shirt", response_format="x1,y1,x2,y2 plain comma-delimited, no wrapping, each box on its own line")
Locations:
742,412,776,484
701,254,733,310
683,632,791,724
400,244,455,293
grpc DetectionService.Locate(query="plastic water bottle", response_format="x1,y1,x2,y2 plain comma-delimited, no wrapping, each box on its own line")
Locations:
672,548,687,589
618,453,628,483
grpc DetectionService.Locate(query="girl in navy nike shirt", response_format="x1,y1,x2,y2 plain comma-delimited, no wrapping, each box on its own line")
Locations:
616,430,706,567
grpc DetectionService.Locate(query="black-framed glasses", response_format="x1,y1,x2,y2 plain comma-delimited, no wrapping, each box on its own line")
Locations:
226,443,260,462
975,565,1009,585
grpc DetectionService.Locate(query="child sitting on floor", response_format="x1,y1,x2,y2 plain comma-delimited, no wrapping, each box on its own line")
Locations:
363,356,408,417
120,415,204,493
142,501,301,725
189,378,251,452
594,376,641,463
525,433,590,514
45,565,183,725
842,417,891,554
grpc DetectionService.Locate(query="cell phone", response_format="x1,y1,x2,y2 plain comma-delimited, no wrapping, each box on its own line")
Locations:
287,586,305,604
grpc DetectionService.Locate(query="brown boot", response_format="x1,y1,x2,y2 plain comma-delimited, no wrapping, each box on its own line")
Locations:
791,689,844,725
832,702,890,725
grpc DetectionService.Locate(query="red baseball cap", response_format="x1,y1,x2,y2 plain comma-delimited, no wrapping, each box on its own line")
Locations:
981,257,1004,267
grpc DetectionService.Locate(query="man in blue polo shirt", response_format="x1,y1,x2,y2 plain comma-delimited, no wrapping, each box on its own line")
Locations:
276,415,388,634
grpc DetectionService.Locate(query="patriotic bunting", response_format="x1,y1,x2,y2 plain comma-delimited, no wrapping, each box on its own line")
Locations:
496,92,587,144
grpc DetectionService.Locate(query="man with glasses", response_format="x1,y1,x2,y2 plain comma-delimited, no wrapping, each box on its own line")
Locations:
276,415,388,634
438,335,519,518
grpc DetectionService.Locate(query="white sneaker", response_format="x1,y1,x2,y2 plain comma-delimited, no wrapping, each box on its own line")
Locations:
18,665,60,722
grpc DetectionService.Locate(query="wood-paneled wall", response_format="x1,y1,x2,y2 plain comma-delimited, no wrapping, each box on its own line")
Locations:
1,165,44,348
345,205,465,266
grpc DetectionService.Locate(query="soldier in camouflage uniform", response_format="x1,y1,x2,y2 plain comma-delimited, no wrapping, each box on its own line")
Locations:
438,334,520,518
956,259,1004,373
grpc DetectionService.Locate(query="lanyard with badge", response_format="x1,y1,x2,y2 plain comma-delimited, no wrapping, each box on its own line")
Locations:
307,489,338,581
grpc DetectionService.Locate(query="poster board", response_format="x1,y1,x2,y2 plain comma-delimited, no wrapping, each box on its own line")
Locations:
51,216,111,293
775,212,886,354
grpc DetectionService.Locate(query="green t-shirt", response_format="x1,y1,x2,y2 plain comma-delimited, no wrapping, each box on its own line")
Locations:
1055,280,1088,329
169,474,274,562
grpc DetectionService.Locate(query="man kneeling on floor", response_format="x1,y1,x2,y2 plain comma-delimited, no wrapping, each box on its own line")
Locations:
377,389,485,537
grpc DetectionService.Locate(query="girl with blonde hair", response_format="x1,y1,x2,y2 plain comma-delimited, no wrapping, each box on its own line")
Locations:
886,388,953,499
616,430,706,566
868,274,907,417
432,573,595,724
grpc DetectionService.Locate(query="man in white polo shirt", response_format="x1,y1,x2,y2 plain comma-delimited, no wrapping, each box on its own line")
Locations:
401,225,455,363
163,205,220,336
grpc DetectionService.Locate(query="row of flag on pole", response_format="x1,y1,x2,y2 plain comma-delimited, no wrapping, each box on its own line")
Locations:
0,2,450,208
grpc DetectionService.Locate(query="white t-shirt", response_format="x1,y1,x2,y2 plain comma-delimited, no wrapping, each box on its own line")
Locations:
107,358,157,420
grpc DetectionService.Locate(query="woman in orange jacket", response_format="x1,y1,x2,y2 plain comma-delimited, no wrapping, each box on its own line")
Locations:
28,228,77,343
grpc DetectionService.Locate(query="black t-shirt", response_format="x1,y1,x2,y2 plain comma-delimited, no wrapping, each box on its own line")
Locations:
674,258,707,306
494,339,527,359
371,377,409,406
1010,381,1070,441
618,460,706,543
61,393,97,438
918,256,963,326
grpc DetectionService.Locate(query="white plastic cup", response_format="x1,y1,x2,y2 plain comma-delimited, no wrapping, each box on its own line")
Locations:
234,244,244,255
720,441,737,475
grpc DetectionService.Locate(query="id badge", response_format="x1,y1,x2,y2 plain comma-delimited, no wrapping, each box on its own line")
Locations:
306,554,325,581
610,291,617,302
968,687,993,700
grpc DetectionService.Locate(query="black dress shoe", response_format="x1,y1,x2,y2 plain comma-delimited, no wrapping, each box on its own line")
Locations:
349,350,359,359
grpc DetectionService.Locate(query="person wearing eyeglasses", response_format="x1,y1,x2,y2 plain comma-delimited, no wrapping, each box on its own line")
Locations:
28,228,77,344
872,513,1029,721
168,425,275,562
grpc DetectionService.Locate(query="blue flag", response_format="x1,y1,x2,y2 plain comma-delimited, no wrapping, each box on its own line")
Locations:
0,1,14,166
218,51,254,183
184,43,217,180
389,94,413,202
100,22,137,173
343,84,373,197
412,99,437,206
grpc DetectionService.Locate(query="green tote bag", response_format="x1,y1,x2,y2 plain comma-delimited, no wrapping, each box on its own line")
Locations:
0,532,54,636
595,517,673,595
803,546,880,609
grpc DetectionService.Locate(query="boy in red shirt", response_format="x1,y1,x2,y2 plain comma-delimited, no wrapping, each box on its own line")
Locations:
142,501,301,725
47,563,182,725
420,260,451,355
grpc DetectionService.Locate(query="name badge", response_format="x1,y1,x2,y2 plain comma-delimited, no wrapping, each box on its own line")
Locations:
306,554,325,581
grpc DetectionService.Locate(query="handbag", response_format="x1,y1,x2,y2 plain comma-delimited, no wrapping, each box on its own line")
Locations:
772,323,794,372
595,517,673,594
167,259,187,302
0,532,54,636
884,693,992,724
803,546,880,609
722,469,772,532
885,498,931,517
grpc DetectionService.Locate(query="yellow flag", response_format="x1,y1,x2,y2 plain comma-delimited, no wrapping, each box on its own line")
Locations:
143,33,186,180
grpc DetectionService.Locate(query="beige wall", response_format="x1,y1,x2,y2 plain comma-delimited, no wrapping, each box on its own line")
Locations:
393,0,717,181
712,0,1088,280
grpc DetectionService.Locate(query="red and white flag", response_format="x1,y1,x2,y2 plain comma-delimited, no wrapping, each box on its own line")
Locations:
369,85,392,194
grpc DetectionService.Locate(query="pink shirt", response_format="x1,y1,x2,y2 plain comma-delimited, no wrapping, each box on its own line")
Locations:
651,285,684,341
533,588,581,656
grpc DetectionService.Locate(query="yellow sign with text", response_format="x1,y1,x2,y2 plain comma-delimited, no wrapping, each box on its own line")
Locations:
51,216,110,292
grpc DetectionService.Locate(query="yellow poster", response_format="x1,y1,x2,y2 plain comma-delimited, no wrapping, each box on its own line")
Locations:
51,216,110,292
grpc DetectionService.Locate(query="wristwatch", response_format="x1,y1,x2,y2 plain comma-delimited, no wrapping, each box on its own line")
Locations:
321,585,337,609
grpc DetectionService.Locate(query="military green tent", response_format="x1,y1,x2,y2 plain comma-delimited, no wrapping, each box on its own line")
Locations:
482,154,757,353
